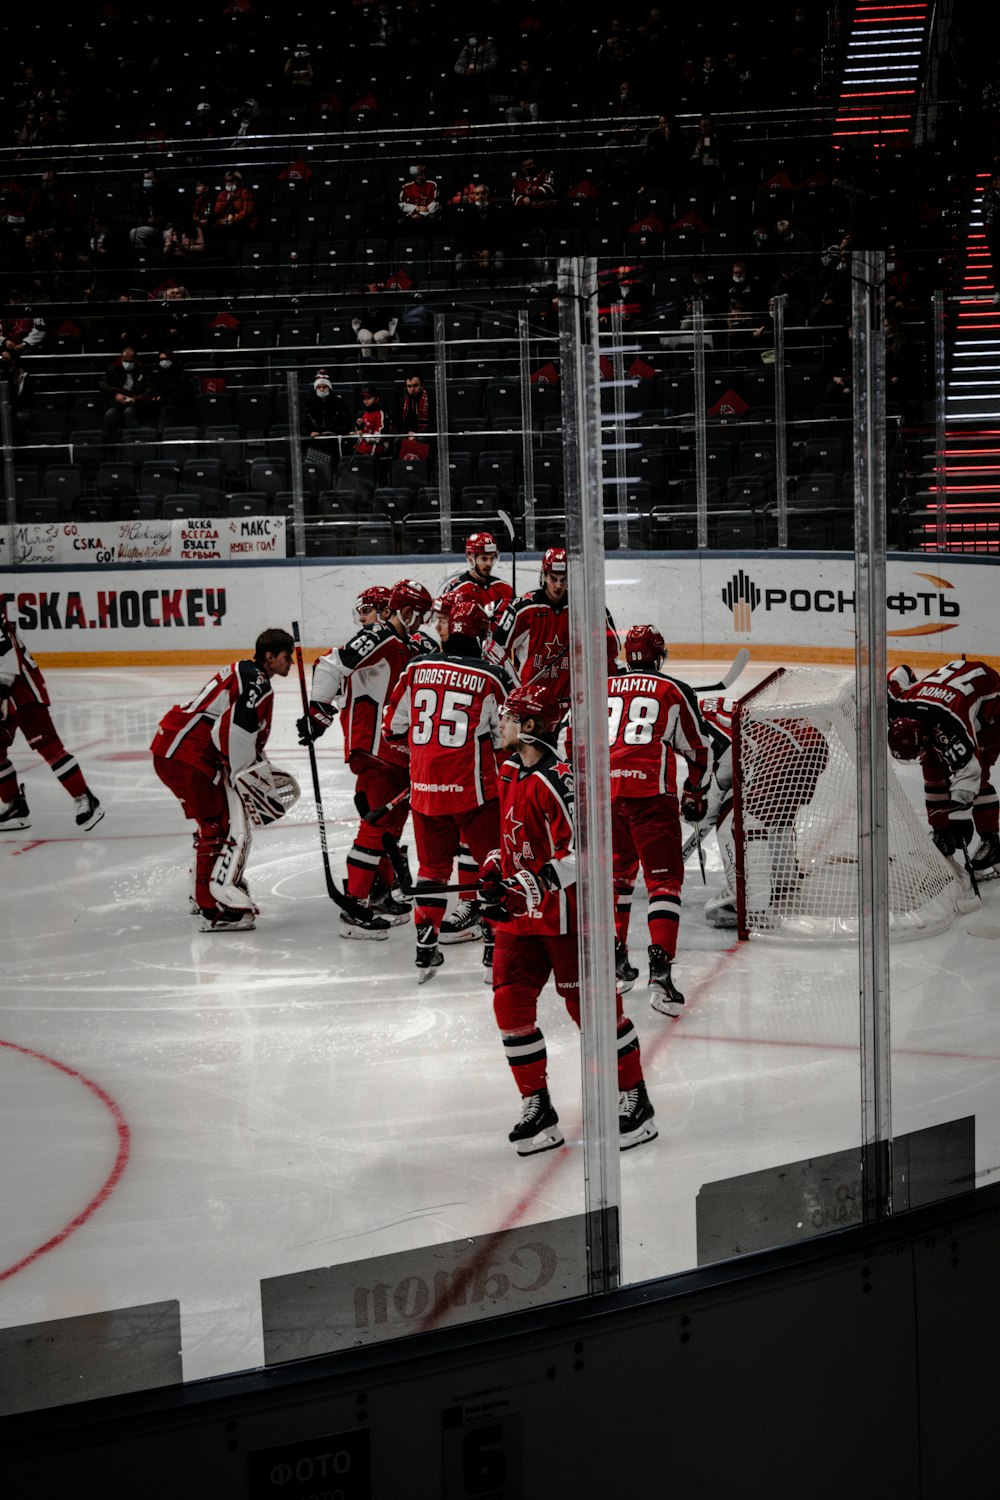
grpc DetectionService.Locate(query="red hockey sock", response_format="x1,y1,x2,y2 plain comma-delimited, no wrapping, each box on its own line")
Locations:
616,1018,643,1091
502,1028,547,1097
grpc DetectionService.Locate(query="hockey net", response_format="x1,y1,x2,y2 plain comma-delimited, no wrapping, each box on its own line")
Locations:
732,667,967,942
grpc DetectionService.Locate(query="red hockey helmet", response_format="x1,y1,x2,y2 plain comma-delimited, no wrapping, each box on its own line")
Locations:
448,598,489,639
502,682,564,742
389,578,433,622
541,546,567,576
624,624,666,666
431,592,453,617
354,585,391,619
466,530,499,564
888,715,923,761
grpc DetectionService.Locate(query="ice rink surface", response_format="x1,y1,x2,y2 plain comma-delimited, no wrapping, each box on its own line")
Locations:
2,659,999,1387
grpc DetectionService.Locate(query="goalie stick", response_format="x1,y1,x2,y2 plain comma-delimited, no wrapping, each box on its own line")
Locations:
291,620,371,921
381,831,480,898
694,648,750,693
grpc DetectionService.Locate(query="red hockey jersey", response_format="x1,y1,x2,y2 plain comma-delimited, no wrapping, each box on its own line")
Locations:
608,670,712,800
892,658,1000,807
384,646,509,814
150,660,274,781
441,569,514,620
496,751,576,936
493,588,569,696
311,623,412,767
0,616,49,708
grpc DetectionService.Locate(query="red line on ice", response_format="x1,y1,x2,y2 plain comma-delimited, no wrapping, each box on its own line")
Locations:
0,1039,131,1281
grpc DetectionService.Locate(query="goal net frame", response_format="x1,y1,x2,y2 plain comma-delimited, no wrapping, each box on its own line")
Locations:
731,666,969,943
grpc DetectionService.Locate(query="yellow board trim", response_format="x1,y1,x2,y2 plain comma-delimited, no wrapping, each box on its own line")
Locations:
33,644,1000,672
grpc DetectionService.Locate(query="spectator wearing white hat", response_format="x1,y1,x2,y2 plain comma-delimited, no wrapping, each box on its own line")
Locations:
303,369,352,463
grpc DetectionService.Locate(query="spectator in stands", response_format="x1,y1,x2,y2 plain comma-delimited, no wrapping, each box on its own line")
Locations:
636,114,685,196
25,166,77,257
723,258,759,311
163,212,205,269
283,44,316,96
687,114,723,183
512,155,556,210
0,348,30,440
303,369,352,462
100,345,155,443
398,369,435,461
453,31,500,121
398,161,440,231
505,57,542,124
352,386,393,466
149,349,195,429
885,248,922,315
1,296,46,356
455,183,507,282
212,170,258,249
352,294,400,360
190,178,214,239
131,166,170,251
157,284,198,348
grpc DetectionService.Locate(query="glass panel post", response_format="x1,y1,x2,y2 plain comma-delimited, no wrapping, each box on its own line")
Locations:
286,371,306,558
609,307,630,552
517,309,535,553
693,299,708,550
433,312,453,555
774,294,789,549
852,249,892,1222
1,382,16,566
933,289,947,552
558,256,622,1293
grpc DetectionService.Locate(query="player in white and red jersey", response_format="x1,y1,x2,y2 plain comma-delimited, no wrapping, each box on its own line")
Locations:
0,607,104,833
477,682,657,1155
492,546,570,700
384,598,510,981
609,626,713,1017
888,657,1000,877
299,579,433,934
150,627,294,930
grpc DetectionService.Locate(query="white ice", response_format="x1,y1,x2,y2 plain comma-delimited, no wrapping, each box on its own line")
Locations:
1,661,998,1388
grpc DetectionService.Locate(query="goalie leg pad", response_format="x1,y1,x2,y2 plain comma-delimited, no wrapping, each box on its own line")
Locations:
210,781,254,911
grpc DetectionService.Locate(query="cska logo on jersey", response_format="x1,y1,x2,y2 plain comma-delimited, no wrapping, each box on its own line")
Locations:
502,805,534,867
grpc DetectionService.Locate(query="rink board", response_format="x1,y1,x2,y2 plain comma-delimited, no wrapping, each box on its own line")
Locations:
0,550,996,669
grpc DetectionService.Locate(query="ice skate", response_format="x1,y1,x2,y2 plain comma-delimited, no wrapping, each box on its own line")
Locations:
73,789,104,831
415,921,443,983
971,833,1000,880
615,940,638,993
338,905,391,940
648,944,685,1017
0,784,30,832
508,1089,564,1156
368,878,411,925
619,1080,658,1150
439,898,484,945
197,905,256,933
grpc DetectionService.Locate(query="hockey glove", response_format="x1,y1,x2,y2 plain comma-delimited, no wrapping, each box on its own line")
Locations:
296,701,336,746
680,785,708,824
479,867,547,923
932,820,972,857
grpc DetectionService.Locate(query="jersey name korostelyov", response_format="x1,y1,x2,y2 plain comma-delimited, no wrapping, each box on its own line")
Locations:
384,650,510,814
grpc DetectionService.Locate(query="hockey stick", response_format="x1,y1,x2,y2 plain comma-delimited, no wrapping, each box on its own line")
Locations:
694,648,751,693
497,507,517,598
355,786,411,825
291,621,371,920
381,831,479,898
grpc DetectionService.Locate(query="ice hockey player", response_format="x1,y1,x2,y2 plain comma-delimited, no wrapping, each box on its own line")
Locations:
441,531,515,624
150,627,295,931
492,546,571,701
696,696,738,929
0,607,104,833
298,580,433,934
384,597,510,982
479,682,657,1154
609,626,713,1016
888,657,1000,879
